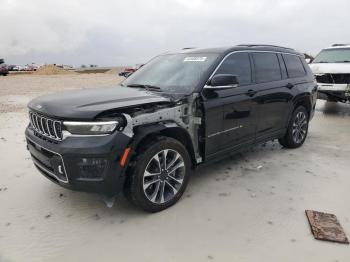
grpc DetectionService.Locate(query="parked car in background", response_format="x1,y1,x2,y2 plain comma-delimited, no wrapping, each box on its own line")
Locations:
7,65,16,71
309,44,350,103
26,45,316,212
12,65,24,71
24,64,39,71
119,64,144,77
0,62,8,76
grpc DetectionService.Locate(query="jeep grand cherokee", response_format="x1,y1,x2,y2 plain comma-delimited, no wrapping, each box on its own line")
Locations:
25,45,317,212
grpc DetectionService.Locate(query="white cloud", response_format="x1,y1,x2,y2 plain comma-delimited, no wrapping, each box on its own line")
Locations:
1,0,350,65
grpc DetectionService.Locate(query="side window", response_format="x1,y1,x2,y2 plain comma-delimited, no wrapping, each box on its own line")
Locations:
252,53,282,83
215,53,252,85
283,54,306,78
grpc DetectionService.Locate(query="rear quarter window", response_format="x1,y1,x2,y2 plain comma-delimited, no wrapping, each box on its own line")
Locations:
252,53,282,83
283,54,306,78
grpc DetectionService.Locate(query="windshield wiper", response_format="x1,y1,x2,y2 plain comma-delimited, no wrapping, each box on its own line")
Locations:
317,61,329,63
127,84,162,91
335,60,350,63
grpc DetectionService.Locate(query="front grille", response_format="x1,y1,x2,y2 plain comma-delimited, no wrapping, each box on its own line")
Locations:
29,111,63,141
316,73,350,84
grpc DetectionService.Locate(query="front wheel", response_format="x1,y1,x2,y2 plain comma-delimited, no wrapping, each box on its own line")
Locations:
124,136,191,212
279,106,309,148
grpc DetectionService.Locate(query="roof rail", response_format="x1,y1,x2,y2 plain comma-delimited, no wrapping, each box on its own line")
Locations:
237,44,294,50
331,44,350,47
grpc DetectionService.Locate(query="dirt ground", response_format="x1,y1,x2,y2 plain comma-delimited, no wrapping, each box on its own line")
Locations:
0,74,350,262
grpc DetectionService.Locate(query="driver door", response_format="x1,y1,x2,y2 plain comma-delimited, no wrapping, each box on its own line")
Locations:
202,52,256,158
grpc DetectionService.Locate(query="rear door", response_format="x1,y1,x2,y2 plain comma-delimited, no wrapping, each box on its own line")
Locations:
251,52,293,141
202,52,256,157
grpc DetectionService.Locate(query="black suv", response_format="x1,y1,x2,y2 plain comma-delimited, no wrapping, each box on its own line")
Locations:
26,45,317,212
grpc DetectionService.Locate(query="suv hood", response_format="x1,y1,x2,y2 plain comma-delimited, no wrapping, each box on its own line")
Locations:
28,86,172,120
310,63,350,74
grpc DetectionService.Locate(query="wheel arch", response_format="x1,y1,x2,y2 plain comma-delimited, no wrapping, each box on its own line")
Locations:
292,94,312,118
129,123,197,168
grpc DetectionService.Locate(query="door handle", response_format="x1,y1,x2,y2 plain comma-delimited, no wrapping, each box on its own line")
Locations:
286,83,294,89
246,89,257,97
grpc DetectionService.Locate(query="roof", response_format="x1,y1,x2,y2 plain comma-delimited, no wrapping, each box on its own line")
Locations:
176,44,301,56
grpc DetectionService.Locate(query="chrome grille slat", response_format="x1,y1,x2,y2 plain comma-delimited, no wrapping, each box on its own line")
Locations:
29,111,62,141
31,113,37,129
29,112,35,128
35,115,40,131
46,120,53,137
53,121,59,138
41,118,46,135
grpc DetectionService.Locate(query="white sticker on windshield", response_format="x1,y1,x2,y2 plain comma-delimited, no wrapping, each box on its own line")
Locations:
184,57,207,62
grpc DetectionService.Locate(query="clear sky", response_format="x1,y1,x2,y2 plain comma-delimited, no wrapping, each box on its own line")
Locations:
1,0,349,66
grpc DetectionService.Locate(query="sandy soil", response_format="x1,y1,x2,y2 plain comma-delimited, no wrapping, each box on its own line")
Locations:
0,74,350,262
0,74,124,113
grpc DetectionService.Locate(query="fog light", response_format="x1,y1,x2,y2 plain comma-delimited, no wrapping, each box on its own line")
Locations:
77,158,108,180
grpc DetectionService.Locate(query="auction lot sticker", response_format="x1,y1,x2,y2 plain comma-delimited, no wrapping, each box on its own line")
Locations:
184,57,207,62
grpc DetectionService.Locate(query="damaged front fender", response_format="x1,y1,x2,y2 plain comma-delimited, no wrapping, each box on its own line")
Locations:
120,94,203,166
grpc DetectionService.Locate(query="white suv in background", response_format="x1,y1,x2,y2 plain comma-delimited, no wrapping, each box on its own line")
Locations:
310,44,350,103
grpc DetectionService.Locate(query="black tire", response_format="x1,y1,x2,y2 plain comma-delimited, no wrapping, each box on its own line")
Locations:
124,136,191,212
279,106,309,148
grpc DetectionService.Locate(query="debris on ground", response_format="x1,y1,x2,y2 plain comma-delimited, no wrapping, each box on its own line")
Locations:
45,213,52,219
305,210,349,244
100,195,116,208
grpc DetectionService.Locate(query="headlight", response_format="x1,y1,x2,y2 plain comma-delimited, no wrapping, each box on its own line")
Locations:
63,121,119,135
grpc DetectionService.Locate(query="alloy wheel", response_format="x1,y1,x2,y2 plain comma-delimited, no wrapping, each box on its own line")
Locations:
292,111,307,144
143,149,185,204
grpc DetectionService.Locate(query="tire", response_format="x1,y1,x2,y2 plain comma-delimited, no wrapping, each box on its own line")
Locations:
278,106,309,148
124,136,191,212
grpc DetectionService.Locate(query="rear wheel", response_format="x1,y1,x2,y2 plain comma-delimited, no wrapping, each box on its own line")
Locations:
124,136,191,212
279,106,309,148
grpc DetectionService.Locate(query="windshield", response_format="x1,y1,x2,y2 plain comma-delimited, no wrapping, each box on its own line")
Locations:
122,53,219,94
312,48,350,63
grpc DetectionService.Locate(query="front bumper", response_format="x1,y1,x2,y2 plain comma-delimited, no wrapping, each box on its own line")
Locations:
317,83,350,101
25,126,132,196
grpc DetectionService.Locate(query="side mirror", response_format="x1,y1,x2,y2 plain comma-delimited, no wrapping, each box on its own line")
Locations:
207,74,239,89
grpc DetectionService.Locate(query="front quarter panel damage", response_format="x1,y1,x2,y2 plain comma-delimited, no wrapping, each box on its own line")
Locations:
120,94,203,164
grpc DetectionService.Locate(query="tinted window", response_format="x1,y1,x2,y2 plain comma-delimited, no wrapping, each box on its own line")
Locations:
283,54,306,78
252,53,281,83
215,53,251,85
